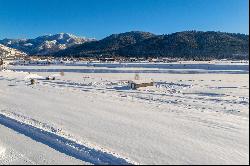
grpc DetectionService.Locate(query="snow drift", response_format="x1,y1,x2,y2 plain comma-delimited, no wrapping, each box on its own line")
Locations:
0,145,6,157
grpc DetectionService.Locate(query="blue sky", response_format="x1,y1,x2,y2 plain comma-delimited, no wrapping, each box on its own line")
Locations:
0,0,249,39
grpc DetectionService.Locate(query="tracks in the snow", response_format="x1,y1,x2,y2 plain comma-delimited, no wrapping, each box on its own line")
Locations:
0,113,133,165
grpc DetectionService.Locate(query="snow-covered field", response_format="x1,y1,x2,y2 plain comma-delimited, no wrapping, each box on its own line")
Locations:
0,62,249,164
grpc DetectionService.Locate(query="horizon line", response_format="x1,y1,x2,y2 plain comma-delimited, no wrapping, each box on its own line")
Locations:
1,30,249,40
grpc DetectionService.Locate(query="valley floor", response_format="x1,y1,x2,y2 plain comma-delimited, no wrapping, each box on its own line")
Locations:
0,63,249,164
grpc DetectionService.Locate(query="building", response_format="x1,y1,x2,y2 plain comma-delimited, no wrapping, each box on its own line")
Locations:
128,80,154,90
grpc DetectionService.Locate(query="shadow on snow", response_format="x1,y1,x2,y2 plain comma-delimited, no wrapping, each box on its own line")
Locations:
0,114,132,165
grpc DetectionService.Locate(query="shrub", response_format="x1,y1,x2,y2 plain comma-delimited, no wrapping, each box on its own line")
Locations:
30,79,35,85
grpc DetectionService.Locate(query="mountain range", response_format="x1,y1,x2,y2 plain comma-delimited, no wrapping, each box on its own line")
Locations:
0,31,249,60
0,33,95,56
118,31,249,60
55,31,156,57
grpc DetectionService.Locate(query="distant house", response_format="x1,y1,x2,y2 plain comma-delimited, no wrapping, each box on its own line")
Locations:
129,58,137,62
128,80,154,90
99,58,115,62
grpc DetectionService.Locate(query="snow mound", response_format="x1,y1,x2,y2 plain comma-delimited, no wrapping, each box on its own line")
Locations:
24,74,43,80
50,73,61,77
1,69,13,73
0,145,6,157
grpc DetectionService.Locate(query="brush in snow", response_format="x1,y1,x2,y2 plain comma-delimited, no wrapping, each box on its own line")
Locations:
30,79,36,85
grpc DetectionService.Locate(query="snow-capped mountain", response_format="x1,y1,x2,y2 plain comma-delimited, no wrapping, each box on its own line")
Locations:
0,44,27,58
0,33,95,55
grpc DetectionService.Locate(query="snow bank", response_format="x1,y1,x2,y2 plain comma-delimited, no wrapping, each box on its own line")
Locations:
0,145,6,157
50,73,61,77
1,69,43,80
24,73,43,80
